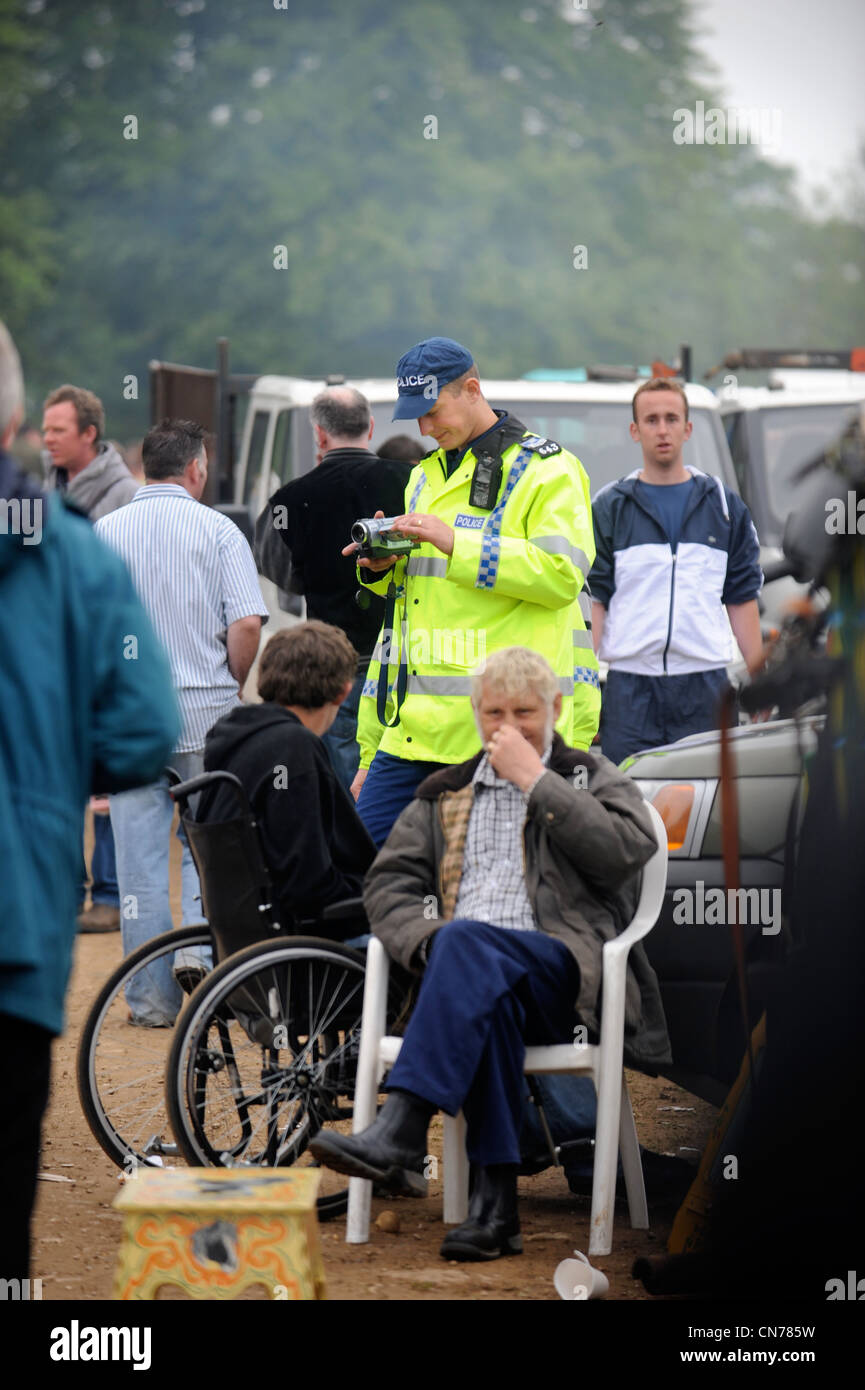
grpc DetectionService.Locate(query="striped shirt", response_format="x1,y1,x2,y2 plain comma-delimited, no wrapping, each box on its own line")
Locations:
95,484,268,752
454,744,552,932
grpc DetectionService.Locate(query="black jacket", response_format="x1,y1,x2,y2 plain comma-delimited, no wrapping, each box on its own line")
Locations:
254,449,411,663
200,704,376,925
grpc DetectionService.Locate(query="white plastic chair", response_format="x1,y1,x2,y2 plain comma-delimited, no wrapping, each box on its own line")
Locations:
346,801,668,1257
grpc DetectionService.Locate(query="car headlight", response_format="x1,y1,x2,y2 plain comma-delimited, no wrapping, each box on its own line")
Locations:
634,779,715,857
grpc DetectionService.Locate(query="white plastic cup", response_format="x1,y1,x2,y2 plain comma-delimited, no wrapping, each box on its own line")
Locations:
553,1249,610,1300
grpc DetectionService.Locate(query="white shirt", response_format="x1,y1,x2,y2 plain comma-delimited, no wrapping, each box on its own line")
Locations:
96,484,268,752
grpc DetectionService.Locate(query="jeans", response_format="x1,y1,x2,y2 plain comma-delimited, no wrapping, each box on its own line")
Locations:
109,750,211,1025
79,809,119,908
321,672,364,791
356,749,448,849
519,1074,598,1174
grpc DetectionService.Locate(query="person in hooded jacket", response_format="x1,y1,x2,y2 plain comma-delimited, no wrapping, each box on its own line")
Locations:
198,621,376,932
0,322,180,1282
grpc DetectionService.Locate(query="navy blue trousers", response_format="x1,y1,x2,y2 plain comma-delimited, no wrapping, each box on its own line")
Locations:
600,667,732,766
356,750,447,849
386,920,581,1166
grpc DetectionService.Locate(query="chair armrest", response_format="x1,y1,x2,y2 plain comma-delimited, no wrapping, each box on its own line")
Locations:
605,802,668,958
321,896,366,923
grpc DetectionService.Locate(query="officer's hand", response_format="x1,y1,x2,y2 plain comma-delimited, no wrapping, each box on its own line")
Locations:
349,767,368,802
486,725,545,793
342,508,399,571
391,512,454,557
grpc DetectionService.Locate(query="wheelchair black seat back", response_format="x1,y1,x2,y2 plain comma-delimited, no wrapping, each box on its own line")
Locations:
78,767,399,1214
169,769,281,964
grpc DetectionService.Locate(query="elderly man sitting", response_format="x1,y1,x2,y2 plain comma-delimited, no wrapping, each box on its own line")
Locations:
310,647,671,1261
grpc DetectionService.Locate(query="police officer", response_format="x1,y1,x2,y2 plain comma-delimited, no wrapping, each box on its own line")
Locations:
346,337,600,848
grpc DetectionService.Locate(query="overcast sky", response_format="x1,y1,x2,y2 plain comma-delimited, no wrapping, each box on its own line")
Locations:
689,0,865,204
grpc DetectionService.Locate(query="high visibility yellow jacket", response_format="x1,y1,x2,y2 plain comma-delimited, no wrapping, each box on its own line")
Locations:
357,417,600,767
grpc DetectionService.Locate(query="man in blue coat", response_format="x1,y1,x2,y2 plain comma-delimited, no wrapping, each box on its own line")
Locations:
0,320,180,1282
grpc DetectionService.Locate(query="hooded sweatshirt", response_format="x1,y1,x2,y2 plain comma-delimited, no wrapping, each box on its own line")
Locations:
46,441,138,521
201,703,376,926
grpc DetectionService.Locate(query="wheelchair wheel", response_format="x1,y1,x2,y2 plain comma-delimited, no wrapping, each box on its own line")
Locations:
165,937,396,1222
76,925,213,1171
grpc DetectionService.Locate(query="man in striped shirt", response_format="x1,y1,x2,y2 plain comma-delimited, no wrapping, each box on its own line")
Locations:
96,418,268,1025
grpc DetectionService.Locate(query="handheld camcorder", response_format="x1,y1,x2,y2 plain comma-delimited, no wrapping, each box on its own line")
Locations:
351,516,417,560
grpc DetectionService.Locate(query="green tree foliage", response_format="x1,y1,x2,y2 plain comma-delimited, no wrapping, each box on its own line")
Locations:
1,0,863,436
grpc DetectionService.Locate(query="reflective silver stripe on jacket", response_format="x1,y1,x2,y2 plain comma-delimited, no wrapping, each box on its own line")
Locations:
572,629,594,650
406,555,449,578
407,673,574,697
578,591,593,624
407,673,473,696
532,535,591,576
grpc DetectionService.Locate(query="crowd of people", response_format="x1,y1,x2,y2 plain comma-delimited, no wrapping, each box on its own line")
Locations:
0,322,766,1279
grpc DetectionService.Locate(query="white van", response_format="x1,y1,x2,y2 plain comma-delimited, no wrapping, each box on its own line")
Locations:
235,373,735,520
233,372,736,628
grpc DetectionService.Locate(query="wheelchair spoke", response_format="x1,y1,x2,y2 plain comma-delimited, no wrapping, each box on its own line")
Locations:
77,926,213,1168
165,939,393,1217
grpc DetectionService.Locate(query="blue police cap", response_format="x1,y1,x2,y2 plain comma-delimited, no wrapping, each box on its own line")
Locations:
392,337,474,421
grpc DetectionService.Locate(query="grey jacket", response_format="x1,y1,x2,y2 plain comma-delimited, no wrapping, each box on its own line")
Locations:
46,442,138,521
364,735,672,1072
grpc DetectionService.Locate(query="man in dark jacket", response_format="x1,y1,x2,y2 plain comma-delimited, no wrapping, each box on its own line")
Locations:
310,647,670,1261
0,321,180,1282
254,387,411,789
198,621,376,931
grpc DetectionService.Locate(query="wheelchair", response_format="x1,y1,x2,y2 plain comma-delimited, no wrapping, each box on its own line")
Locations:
76,769,407,1219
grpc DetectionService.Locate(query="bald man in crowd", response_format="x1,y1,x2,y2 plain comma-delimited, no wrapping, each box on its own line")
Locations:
255,386,411,788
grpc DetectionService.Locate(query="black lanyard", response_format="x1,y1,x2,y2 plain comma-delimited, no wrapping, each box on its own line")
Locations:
376,579,409,727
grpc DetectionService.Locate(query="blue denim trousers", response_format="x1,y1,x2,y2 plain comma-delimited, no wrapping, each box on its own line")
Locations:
79,809,119,908
321,671,365,791
108,750,210,1025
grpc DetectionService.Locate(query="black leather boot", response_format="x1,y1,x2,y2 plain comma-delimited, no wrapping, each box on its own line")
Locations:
308,1089,433,1196
440,1163,522,1261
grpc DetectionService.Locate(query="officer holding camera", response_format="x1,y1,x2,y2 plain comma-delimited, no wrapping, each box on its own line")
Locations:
345,337,601,847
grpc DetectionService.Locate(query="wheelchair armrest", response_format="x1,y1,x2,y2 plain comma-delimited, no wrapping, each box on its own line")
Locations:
321,897,367,923
169,770,249,813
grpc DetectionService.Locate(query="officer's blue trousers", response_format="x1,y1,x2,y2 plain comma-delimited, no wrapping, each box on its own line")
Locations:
386,919,581,1166
356,750,447,848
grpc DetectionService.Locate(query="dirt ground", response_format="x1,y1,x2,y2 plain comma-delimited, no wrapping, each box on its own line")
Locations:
32,813,718,1303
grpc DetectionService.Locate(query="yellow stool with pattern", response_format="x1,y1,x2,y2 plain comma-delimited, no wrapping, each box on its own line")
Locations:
113,1167,326,1300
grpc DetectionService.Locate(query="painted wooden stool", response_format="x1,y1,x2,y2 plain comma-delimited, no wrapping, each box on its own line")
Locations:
113,1167,326,1300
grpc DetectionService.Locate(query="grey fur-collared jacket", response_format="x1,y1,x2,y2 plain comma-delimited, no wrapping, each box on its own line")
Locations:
363,734,672,1072
45,442,138,521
